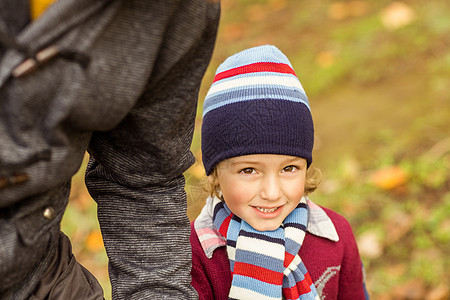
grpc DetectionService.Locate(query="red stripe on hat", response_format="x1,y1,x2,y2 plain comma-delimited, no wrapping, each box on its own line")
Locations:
282,273,314,299
213,62,296,83
233,262,283,285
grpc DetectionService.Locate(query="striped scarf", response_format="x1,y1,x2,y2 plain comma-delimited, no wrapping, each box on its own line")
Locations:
213,197,320,300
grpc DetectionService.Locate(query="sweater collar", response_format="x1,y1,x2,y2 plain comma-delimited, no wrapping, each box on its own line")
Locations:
194,196,339,258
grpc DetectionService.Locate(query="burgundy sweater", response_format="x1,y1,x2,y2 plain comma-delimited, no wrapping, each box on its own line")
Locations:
190,202,367,300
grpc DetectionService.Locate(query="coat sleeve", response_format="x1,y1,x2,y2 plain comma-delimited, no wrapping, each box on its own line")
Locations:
85,1,220,299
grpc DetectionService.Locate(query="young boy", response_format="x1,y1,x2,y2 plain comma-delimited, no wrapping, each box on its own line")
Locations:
190,45,368,300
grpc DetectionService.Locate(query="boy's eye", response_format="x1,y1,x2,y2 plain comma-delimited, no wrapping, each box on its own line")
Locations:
282,165,297,173
240,168,256,174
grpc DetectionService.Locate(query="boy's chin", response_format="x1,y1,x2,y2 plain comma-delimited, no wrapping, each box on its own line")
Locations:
250,222,282,232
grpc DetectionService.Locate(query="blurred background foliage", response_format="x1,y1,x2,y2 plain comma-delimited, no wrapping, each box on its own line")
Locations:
64,1,450,299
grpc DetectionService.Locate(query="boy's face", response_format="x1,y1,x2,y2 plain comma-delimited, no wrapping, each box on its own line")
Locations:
211,154,307,231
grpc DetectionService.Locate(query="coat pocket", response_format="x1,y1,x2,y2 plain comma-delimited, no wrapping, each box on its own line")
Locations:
48,253,104,300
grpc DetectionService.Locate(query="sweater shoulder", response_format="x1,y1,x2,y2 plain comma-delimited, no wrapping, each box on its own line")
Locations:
320,206,354,231
318,206,359,247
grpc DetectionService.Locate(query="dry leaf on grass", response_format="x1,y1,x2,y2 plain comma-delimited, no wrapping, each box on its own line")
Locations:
86,230,104,253
371,166,408,190
380,2,416,30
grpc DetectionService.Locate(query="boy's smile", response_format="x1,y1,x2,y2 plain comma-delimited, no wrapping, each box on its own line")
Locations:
212,154,307,231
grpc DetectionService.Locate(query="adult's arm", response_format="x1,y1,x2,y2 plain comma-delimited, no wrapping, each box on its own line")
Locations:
85,1,220,299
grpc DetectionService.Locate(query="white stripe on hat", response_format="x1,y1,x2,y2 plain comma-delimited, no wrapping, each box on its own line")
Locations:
206,74,306,98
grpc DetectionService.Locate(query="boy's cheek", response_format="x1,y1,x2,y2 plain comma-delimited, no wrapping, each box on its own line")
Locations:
223,188,249,204
223,181,255,203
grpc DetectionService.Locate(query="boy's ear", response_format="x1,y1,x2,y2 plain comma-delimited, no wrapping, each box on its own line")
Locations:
207,175,215,184
208,174,220,189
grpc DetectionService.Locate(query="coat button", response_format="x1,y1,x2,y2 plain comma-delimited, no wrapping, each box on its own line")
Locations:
43,207,56,220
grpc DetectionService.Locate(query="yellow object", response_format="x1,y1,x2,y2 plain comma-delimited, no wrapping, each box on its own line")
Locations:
86,230,104,252
371,166,408,190
30,0,58,20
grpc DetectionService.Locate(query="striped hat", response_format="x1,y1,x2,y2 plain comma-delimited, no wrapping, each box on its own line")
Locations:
201,45,314,175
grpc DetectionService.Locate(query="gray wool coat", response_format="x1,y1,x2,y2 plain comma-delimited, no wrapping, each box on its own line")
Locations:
0,0,220,299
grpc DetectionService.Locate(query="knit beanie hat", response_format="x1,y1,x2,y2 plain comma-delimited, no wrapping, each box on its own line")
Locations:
201,45,314,175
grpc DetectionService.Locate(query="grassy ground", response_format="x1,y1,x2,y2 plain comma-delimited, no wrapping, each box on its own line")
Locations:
64,1,450,299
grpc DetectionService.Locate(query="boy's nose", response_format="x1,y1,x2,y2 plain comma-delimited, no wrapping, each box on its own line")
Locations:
260,175,282,201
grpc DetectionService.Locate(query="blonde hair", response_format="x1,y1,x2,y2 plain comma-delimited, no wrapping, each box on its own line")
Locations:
206,166,322,200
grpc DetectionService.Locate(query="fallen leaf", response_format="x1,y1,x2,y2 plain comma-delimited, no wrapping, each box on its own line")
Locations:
371,166,408,190
380,2,416,30
86,230,104,253
357,231,383,259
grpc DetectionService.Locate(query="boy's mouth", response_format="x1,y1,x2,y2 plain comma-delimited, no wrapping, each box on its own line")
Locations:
255,206,280,213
